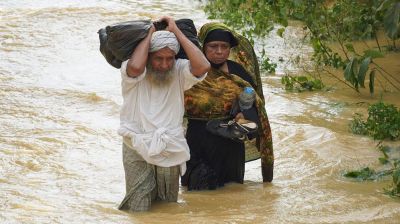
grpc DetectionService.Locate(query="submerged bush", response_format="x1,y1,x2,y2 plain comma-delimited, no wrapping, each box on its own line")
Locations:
281,75,324,92
350,101,400,140
344,143,400,198
366,102,400,140
349,113,369,135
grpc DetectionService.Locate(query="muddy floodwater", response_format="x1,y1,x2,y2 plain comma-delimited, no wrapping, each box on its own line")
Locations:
1,1,399,223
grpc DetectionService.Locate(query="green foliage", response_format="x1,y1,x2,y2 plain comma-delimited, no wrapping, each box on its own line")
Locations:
202,0,400,92
259,48,278,74
260,57,277,73
344,143,400,198
381,1,400,40
385,162,400,197
203,0,275,40
378,144,392,164
349,101,400,140
344,167,380,180
366,102,400,140
369,70,376,93
379,144,400,197
281,75,324,91
277,27,285,38
311,38,346,69
343,56,374,93
363,49,385,59
349,113,369,135
342,48,385,94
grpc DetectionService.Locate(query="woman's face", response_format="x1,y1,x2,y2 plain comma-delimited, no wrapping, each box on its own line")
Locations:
203,41,231,64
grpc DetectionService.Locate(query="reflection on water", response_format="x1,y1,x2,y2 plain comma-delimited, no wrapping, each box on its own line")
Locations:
1,0,399,223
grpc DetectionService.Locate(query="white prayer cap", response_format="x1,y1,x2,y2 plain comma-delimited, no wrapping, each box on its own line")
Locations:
149,31,180,54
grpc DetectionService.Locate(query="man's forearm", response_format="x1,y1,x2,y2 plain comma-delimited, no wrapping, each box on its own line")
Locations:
173,29,210,77
126,27,155,77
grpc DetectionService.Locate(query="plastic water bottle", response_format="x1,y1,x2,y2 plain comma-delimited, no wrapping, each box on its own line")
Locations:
238,87,256,110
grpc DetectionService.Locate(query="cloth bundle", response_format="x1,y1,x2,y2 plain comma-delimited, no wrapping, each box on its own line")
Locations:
98,19,200,68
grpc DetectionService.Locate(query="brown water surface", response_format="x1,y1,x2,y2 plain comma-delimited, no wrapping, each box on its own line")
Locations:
1,1,399,223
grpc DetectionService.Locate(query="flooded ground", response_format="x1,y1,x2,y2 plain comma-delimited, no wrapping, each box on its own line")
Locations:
1,0,399,223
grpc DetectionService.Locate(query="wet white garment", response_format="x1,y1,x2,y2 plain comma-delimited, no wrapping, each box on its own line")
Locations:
118,59,206,175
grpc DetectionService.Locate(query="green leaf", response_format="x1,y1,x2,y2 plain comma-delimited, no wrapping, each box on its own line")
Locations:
345,43,355,53
379,157,389,165
363,49,384,59
379,145,392,154
352,58,359,84
344,58,360,90
344,58,355,82
313,79,323,89
369,70,375,95
281,19,289,27
344,167,375,180
358,57,371,88
277,28,285,37
281,76,287,84
393,168,400,185
377,0,394,11
384,2,400,39
361,24,373,39
297,76,308,82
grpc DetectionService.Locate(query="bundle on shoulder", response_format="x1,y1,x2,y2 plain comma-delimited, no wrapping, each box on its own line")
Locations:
98,19,200,68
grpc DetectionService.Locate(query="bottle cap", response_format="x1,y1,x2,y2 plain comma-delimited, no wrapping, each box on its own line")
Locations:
244,87,254,94
239,87,256,110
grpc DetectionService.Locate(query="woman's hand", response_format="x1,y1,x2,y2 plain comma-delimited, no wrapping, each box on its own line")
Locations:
234,112,244,121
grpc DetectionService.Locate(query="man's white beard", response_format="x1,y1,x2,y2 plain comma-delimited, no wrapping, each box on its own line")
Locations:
147,64,174,86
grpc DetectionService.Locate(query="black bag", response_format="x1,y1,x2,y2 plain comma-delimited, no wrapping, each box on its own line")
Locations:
173,19,201,59
98,19,200,68
206,119,258,142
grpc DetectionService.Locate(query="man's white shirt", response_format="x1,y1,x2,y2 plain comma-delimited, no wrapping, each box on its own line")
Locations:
118,59,206,175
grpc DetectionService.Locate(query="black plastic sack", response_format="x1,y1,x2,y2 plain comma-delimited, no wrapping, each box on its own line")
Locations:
98,19,200,68
173,19,201,59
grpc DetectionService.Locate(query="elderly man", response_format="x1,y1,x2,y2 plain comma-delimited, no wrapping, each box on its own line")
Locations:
117,16,210,212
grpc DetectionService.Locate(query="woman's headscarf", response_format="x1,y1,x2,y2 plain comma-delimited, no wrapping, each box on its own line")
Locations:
203,29,238,47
